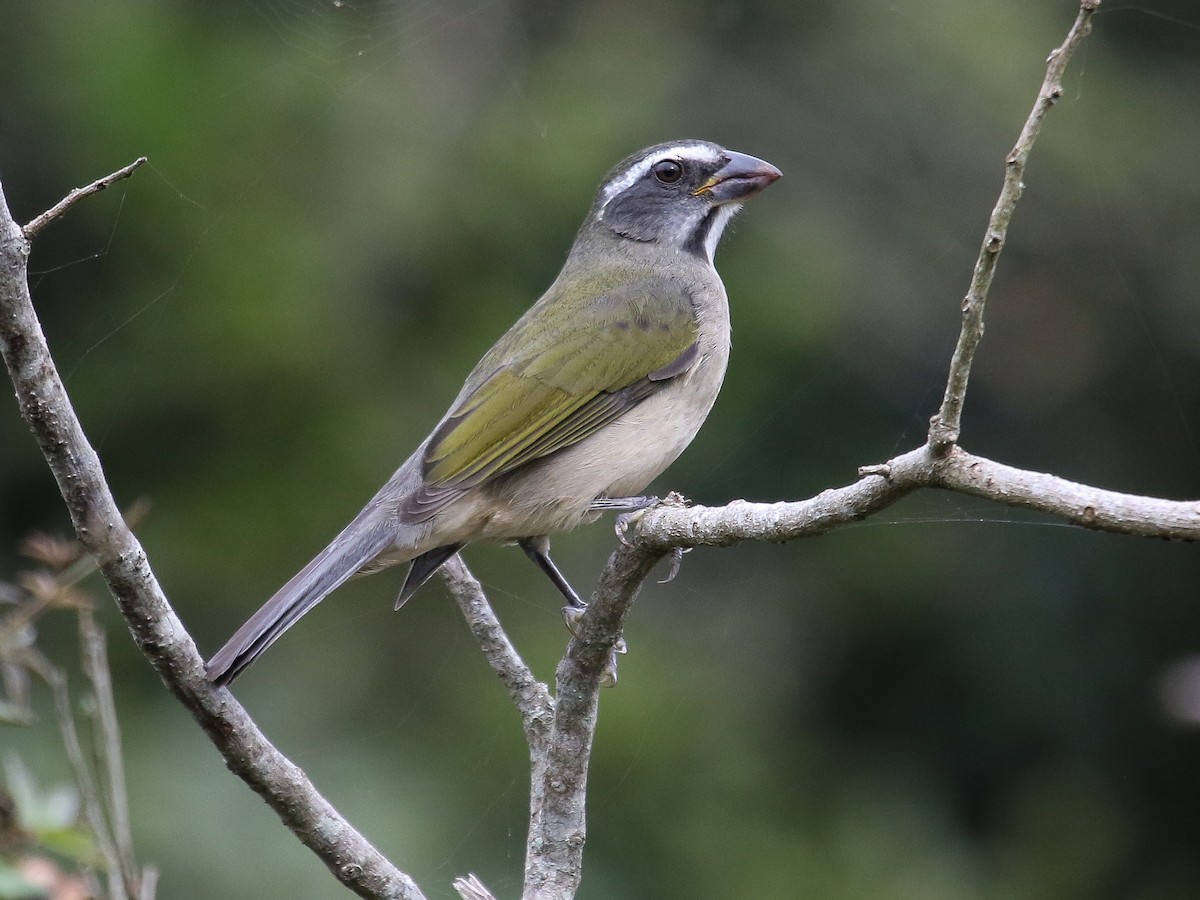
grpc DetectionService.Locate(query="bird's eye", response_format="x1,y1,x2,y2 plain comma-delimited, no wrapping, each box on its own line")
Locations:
652,159,684,185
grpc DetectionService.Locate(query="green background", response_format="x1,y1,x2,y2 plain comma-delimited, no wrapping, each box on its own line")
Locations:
3,1,1200,897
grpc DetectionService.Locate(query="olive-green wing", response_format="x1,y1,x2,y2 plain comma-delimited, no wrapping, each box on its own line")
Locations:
403,273,698,521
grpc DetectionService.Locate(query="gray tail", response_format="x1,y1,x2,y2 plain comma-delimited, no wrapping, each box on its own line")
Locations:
207,519,395,687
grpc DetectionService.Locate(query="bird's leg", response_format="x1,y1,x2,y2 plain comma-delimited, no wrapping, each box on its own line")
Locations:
518,536,585,609
518,537,628,659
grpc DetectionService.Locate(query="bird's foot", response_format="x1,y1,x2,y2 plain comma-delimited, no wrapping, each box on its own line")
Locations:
588,494,658,546
563,604,628,686
561,603,628,655
614,510,642,547
659,545,691,584
603,491,690,547
601,644,623,687
562,602,586,634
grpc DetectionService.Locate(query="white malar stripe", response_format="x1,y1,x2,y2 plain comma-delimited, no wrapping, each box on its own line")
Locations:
598,142,724,215
703,203,741,265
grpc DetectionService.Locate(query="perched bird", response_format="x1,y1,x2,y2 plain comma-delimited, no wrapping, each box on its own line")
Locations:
207,140,780,686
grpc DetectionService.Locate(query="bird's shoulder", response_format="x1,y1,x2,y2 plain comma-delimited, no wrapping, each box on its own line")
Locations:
413,265,708,499
461,262,703,396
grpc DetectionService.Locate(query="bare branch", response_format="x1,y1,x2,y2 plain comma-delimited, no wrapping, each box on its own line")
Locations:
0,175,427,900
521,543,662,900
928,448,1200,540
21,158,147,240
440,555,554,747
635,461,920,551
928,1,1100,452
633,445,1199,551
440,548,657,899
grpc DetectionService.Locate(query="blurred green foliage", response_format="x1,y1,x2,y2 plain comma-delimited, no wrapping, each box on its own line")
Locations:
3,0,1200,897
0,753,97,896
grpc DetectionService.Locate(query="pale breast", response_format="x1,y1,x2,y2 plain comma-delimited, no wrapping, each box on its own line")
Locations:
427,271,733,542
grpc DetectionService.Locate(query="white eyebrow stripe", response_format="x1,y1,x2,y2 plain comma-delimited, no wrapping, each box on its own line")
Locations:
599,159,653,209
598,143,724,214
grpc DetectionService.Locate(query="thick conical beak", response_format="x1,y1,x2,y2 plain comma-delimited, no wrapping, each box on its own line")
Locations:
693,150,782,205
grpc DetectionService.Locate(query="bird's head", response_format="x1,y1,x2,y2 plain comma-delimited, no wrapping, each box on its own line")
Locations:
587,140,781,265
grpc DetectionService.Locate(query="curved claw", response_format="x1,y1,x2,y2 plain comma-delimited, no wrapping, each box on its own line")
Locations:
601,648,620,687
658,546,691,584
596,495,667,547
563,603,627,653
614,511,643,548
562,603,586,636
563,605,627,686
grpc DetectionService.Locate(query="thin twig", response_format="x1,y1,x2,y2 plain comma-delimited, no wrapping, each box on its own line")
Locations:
928,1,1100,452
22,649,126,900
79,607,144,898
22,158,147,240
440,555,554,748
